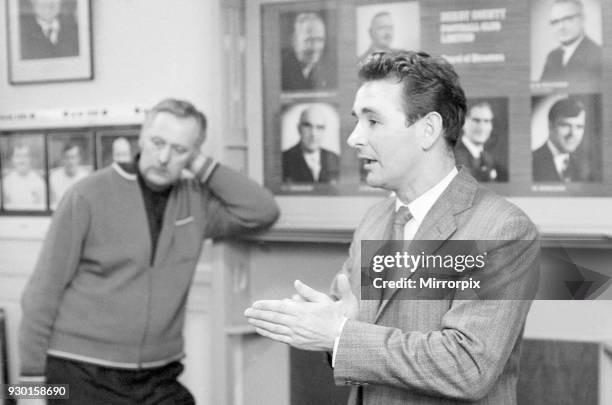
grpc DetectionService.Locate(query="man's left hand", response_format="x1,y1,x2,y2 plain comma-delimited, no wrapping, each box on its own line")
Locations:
244,274,357,351
188,150,206,175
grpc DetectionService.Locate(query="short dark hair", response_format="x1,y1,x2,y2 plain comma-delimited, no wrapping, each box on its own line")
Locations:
548,97,585,124
358,51,466,146
144,98,208,145
61,141,80,155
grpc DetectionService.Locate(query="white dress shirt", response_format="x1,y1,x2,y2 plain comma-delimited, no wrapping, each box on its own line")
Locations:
546,140,570,179
302,150,322,181
561,34,584,66
36,17,60,45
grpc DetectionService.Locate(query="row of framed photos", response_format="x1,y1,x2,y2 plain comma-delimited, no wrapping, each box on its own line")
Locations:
260,0,611,197
270,0,604,95
271,91,601,191
0,126,138,213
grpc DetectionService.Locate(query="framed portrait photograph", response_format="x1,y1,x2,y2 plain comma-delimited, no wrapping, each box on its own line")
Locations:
278,9,338,92
531,93,602,184
530,0,602,84
0,133,47,212
454,97,509,183
355,2,420,61
97,130,140,168
47,131,94,209
6,0,93,84
280,102,341,188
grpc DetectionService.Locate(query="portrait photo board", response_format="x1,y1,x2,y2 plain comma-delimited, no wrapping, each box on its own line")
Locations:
256,0,612,198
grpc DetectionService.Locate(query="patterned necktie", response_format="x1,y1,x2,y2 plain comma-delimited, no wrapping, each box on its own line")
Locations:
378,206,413,305
392,206,413,240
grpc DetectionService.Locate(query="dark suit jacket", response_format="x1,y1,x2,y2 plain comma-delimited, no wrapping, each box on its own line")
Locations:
454,140,507,182
282,144,339,183
540,35,601,82
532,143,590,182
20,14,79,60
331,169,540,404
281,48,336,91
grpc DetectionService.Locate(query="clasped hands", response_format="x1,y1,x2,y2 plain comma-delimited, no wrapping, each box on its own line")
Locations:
244,274,358,351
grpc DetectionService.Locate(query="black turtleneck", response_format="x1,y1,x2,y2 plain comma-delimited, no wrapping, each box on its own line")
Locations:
118,158,172,264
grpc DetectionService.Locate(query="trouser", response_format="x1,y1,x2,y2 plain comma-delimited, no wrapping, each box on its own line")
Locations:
45,355,195,405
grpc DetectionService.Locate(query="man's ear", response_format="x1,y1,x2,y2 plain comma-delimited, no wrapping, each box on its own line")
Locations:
421,112,443,150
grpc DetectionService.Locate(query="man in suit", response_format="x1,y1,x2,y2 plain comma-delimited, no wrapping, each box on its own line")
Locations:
281,12,336,91
282,104,340,183
359,12,402,61
533,97,592,182
454,101,507,182
539,0,601,82
20,0,79,60
246,51,540,404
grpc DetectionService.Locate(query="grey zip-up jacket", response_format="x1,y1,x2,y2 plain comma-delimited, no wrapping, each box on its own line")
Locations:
19,160,279,378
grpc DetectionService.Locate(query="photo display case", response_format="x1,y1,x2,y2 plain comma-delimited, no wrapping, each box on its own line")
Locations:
259,0,612,198
0,126,139,215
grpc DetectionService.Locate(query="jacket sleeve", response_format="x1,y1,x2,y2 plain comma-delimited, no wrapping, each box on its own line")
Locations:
333,215,540,401
201,162,279,239
19,190,91,378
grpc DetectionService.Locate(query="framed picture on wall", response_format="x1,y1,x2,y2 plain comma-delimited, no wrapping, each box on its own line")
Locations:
5,0,93,84
47,131,94,209
0,133,48,212
97,130,140,168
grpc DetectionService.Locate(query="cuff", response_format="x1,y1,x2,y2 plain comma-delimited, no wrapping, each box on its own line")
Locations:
331,317,349,368
196,157,219,184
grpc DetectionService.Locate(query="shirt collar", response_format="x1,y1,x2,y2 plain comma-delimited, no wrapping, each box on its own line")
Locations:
461,136,484,158
395,167,459,227
546,140,568,159
36,17,59,32
561,34,584,63
546,141,570,175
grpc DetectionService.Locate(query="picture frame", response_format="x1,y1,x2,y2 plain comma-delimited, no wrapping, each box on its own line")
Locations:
47,131,94,210
0,133,48,212
96,129,140,168
5,0,93,84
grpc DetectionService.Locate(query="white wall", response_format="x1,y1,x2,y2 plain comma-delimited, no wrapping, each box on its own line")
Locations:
0,1,225,403
0,0,224,154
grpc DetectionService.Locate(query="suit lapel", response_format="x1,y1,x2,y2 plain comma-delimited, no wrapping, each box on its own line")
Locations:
358,199,395,324
374,170,477,322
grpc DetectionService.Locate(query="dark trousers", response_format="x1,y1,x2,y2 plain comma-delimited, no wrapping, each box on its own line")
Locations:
46,356,195,405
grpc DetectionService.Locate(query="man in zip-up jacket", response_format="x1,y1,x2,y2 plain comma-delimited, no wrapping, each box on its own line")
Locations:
19,98,279,404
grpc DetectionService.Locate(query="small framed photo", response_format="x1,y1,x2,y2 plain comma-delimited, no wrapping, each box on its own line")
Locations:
0,133,47,211
355,2,420,61
531,93,602,183
280,102,341,186
6,0,93,84
454,97,509,182
530,0,602,84
97,130,140,168
279,9,338,92
47,132,94,209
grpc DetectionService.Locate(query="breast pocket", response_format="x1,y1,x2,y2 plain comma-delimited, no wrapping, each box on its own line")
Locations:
172,216,203,263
